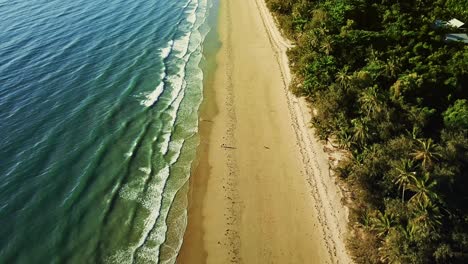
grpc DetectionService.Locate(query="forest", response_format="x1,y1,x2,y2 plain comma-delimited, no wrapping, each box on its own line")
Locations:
265,0,468,263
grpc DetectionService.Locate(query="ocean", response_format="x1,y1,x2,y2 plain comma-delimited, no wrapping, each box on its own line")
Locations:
0,0,214,262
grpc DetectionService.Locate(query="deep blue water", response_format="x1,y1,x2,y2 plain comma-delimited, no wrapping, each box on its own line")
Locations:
0,0,212,262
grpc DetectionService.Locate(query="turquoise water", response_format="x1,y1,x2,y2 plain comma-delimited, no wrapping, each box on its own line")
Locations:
0,0,213,262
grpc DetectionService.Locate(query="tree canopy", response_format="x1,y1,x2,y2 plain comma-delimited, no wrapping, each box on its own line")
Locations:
266,0,468,262
444,99,468,129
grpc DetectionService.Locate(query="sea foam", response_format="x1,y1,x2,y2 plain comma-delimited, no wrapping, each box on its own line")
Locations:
110,0,212,262
140,40,174,107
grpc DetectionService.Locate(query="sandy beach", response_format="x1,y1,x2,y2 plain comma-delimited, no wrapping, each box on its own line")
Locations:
177,0,352,263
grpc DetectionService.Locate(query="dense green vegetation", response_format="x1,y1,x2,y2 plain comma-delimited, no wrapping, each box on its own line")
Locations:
265,0,468,262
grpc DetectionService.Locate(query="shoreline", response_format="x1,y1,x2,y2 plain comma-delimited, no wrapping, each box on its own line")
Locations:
177,0,352,263
175,0,221,261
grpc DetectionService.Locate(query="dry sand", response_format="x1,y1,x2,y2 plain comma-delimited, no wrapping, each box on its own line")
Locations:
177,0,353,263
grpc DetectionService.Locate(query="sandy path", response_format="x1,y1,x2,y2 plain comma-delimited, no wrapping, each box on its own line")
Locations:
177,0,352,263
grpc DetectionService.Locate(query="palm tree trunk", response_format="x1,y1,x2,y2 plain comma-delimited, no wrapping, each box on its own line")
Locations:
402,186,405,202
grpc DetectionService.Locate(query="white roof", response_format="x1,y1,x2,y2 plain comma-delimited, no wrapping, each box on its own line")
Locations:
448,18,464,28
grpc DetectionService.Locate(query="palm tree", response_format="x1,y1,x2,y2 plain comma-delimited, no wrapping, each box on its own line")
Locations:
351,118,369,146
384,56,400,78
367,47,382,64
379,222,416,263
371,210,395,238
408,125,421,140
411,138,441,170
399,222,417,242
359,209,373,229
358,85,383,119
393,158,416,201
306,31,320,49
407,172,439,206
409,199,442,233
320,37,333,55
336,128,353,149
378,235,401,264
335,66,352,89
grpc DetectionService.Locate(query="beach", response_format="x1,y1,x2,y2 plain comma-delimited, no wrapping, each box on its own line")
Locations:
177,0,352,263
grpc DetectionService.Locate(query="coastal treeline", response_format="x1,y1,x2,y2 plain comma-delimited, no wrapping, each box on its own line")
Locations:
265,0,468,263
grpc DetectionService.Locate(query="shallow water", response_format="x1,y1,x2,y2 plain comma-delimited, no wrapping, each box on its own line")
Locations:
0,0,212,262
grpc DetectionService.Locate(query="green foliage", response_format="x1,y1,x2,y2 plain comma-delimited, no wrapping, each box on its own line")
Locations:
445,0,468,20
320,0,353,26
266,0,468,262
443,99,468,129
